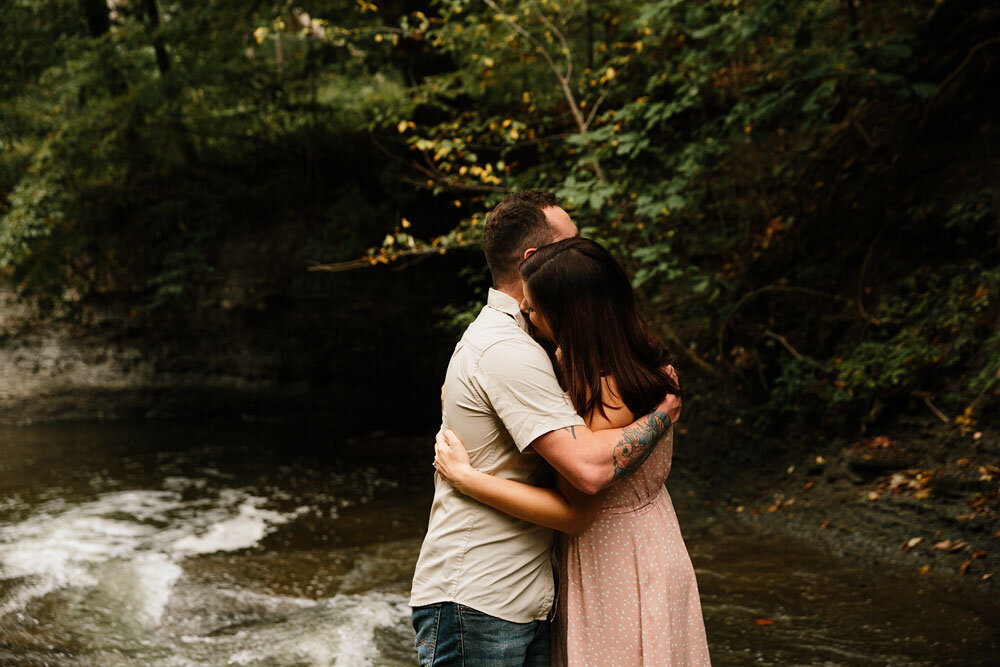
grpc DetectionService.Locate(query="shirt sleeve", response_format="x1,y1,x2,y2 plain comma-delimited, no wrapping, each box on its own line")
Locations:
473,337,586,452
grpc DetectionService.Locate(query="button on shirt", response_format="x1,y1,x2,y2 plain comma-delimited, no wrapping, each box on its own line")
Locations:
409,289,586,622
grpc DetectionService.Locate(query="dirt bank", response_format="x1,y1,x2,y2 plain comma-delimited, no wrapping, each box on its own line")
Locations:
671,384,999,590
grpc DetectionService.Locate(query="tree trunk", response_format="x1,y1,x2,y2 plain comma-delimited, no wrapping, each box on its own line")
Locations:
78,0,110,38
143,0,171,75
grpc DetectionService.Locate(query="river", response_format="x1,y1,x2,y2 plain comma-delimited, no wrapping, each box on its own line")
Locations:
1,421,997,666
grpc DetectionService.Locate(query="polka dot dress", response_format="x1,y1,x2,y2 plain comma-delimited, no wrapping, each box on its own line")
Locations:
553,428,711,666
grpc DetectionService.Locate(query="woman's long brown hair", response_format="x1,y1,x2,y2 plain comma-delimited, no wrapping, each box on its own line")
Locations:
519,237,680,420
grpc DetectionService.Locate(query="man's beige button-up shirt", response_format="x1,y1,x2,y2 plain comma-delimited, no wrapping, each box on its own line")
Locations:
409,289,586,622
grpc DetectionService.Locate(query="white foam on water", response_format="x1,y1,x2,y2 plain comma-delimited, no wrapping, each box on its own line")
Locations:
0,483,309,627
171,498,308,556
0,478,415,665
204,592,412,667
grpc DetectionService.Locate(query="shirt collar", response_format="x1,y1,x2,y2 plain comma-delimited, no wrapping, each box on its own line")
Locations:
487,288,527,331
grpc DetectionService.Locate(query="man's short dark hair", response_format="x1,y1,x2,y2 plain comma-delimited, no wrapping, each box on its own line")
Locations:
483,190,558,288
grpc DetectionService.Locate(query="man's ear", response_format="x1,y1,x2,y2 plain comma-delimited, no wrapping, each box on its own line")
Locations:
523,247,538,260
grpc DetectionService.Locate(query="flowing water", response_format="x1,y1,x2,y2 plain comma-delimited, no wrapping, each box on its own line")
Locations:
0,422,997,666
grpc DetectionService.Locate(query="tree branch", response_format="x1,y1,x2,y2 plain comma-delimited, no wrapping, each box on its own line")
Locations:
763,330,830,371
308,247,455,273
481,0,606,182
717,285,845,360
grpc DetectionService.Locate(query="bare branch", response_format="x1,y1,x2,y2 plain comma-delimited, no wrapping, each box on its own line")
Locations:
481,0,585,132
919,392,951,424
370,136,507,193
717,285,845,360
534,3,572,82
584,86,611,129
308,247,456,273
857,224,887,325
480,0,606,182
763,330,830,370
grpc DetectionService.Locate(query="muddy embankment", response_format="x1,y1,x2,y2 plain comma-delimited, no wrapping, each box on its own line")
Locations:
671,381,999,591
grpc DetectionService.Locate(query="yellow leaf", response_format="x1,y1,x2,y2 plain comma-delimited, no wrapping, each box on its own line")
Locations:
401,217,412,228
397,121,409,133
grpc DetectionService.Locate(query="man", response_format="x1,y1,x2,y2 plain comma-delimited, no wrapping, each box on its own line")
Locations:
410,191,677,666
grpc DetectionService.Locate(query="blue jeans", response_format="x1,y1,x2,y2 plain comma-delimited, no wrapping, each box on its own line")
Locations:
411,602,551,666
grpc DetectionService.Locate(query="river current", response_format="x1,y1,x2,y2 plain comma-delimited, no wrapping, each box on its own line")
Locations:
0,422,997,665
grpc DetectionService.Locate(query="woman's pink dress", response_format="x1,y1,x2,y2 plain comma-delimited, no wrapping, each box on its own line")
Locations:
553,427,711,666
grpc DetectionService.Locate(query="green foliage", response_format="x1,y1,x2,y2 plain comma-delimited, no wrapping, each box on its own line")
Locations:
2,0,996,432
0,0,418,310
386,0,998,429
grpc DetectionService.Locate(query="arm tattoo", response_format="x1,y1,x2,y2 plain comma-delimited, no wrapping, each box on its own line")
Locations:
562,425,578,439
612,411,671,482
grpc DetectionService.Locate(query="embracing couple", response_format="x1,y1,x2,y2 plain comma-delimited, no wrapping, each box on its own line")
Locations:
410,191,711,666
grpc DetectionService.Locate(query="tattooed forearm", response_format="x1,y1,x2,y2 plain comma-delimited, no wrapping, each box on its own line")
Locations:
562,425,578,439
612,411,671,481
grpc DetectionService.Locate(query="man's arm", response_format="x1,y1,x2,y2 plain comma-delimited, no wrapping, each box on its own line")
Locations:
474,336,680,494
531,400,675,495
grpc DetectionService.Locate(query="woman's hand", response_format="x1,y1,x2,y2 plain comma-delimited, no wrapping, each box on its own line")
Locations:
658,364,682,424
434,429,475,494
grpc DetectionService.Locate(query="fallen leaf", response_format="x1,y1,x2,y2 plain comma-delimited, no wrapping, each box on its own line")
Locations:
932,539,969,552
956,457,971,467
955,514,977,521
994,530,1000,539
971,551,988,559
754,619,775,626
959,559,972,576
870,435,892,448
913,488,931,500
983,573,993,581
803,481,814,491
820,519,831,530
902,537,923,552
919,565,931,575
979,464,1000,481
867,491,879,501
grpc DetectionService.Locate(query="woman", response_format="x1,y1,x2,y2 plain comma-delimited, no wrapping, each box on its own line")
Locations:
434,237,711,666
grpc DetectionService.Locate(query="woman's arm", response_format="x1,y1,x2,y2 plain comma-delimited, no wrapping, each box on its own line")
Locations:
433,377,636,535
434,430,600,535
